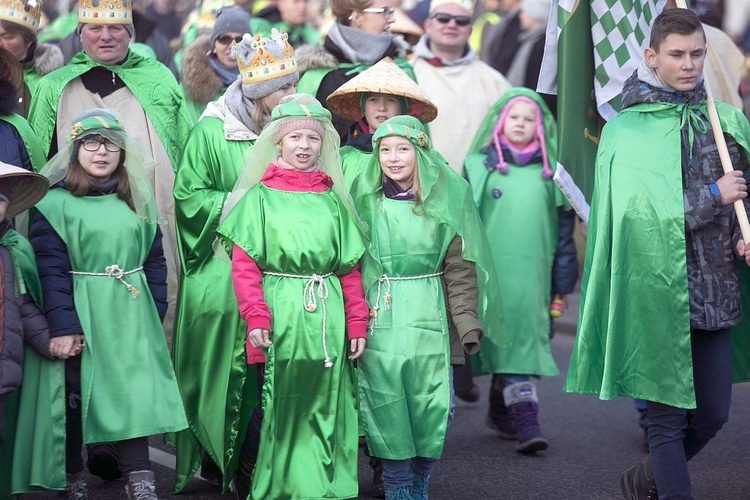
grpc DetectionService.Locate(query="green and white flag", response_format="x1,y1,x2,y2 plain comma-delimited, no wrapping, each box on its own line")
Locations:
538,0,666,202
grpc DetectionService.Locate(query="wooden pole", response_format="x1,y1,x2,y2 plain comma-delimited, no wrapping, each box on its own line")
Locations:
674,0,750,242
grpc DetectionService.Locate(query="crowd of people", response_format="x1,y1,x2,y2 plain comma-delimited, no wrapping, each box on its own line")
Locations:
1,0,749,500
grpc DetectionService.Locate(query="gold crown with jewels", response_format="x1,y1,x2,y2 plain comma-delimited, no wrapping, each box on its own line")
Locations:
78,0,132,25
237,29,297,84
0,0,42,32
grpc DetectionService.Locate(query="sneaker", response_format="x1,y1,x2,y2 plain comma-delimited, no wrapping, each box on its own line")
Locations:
620,456,658,500
511,402,548,453
86,443,122,480
125,470,158,500
369,456,385,499
58,473,88,500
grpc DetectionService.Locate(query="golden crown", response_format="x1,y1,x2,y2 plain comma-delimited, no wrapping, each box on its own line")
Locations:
237,29,297,85
78,0,132,25
0,0,42,32
195,0,231,30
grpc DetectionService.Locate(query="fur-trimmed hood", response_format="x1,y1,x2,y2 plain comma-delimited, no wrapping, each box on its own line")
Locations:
28,43,64,77
182,35,225,105
295,44,338,75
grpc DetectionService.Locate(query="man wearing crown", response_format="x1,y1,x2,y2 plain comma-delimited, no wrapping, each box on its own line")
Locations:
26,0,192,485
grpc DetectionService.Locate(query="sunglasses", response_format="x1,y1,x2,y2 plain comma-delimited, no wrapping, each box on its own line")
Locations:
217,34,244,45
430,13,471,26
81,137,121,152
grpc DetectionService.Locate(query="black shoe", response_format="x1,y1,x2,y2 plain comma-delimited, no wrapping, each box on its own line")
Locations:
456,382,481,403
369,456,384,498
199,451,223,486
620,456,658,500
86,443,121,481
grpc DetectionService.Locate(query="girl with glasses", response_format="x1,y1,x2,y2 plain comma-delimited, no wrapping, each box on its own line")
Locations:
30,108,187,500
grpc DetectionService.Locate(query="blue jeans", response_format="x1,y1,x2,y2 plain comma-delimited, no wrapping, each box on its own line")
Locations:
646,329,732,500
382,457,437,491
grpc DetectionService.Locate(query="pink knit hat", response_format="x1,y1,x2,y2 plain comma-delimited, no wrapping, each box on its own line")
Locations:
492,96,552,179
273,118,325,143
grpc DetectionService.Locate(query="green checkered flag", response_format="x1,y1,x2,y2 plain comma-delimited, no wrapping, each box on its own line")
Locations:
592,0,666,119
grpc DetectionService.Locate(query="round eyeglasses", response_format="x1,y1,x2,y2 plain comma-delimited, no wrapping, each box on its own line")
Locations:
81,138,121,152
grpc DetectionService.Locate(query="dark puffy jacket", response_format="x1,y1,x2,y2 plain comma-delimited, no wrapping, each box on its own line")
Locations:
0,223,53,396
30,190,168,336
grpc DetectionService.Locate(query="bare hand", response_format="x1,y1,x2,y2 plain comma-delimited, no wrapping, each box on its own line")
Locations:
736,240,750,266
247,328,271,348
348,338,366,360
715,171,747,205
50,334,84,359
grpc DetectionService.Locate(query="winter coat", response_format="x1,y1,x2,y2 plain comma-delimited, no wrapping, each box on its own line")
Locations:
0,221,52,396
19,43,64,118
180,35,227,122
442,236,482,365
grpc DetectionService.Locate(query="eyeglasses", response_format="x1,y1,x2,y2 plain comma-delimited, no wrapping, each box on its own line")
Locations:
430,13,472,26
216,34,244,45
81,137,121,152
361,7,396,17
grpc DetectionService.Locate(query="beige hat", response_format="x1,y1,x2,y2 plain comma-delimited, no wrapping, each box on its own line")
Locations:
429,0,474,16
327,58,438,124
0,162,49,218
0,46,23,97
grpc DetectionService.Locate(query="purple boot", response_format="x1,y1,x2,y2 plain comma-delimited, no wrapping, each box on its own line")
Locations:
504,382,548,453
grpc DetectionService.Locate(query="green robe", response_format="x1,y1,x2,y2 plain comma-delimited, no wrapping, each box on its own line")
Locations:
171,115,258,492
0,230,66,497
36,189,187,441
0,114,45,170
28,50,193,168
340,145,371,192
565,101,750,409
217,180,365,500
465,156,561,377
358,196,454,460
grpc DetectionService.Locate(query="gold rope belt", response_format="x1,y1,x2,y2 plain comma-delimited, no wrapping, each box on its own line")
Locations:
70,264,142,299
262,271,336,368
369,272,444,334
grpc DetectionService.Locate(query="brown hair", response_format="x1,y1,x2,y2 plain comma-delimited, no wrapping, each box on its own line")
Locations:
331,0,373,25
65,144,134,211
649,8,705,52
0,20,36,64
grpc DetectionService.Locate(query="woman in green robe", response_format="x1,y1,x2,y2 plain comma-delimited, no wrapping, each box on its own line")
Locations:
30,108,187,499
217,94,369,500
326,57,436,191
353,115,505,500
464,88,566,454
171,31,298,493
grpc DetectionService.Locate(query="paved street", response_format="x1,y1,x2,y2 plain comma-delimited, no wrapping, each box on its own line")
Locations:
21,300,750,499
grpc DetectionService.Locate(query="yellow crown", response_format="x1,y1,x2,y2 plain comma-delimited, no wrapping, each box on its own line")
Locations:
237,30,297,85
195,0,231,30
78,0,132,25
0,0,42,32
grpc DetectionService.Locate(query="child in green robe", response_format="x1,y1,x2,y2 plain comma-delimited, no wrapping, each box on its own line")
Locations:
30,108,187,500
217,94,369,500
353,115,504,500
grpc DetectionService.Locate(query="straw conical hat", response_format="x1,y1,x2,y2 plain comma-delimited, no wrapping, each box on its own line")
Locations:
391,8,423,37
0,162,49,218
327,57,438,124
0,46,23,97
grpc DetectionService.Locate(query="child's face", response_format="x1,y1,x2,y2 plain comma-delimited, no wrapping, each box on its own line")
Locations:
645,31,706,92
364,93,402,132
378,136,416,190
502,101,537,148
77,135,122,182
276,129,323,171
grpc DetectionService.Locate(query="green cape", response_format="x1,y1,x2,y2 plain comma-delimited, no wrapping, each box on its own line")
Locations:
565,100,750,409
28,50,194,167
